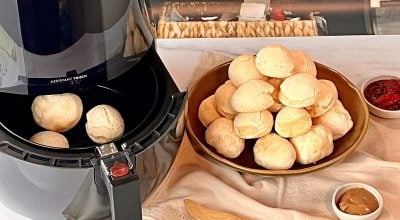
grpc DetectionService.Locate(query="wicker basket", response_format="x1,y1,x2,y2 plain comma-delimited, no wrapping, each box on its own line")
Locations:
156,1,319,38
157,19,318,38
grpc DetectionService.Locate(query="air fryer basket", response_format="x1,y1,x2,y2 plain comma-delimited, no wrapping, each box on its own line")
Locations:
0,61,158,151
0,47,187,220
0,46,184,160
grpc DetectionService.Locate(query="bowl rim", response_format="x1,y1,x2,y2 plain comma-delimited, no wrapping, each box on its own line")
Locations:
361,75,400,115
331,182,383,219
186,61,370,176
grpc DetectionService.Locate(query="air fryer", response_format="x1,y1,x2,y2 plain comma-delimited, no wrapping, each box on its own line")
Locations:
0,0,186,220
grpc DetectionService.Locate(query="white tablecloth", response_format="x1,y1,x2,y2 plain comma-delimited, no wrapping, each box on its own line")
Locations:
142,37,400,219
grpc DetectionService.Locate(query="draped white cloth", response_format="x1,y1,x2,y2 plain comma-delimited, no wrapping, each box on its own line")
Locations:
142,51,400,220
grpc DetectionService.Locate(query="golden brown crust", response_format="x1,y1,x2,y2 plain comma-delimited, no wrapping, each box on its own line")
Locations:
231,79,274,112
198,95,223,127
205,117,245,158
266,78,284,112
30,131,69,148
228,54,266,87
233,110,274,139
313,100,353,140
85,104,125,144
290,124,334,164
290,50,317,77
279,73,318,108
215,81,237,118
253,132,296,170
306,79,338,117
274,106,312,138
31,93,83,132
255,44,295,78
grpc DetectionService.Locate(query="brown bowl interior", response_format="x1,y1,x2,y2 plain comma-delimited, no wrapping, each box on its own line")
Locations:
186,61,369,175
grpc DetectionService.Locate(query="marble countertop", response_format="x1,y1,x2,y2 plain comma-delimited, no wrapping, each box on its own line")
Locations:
156,35,400,91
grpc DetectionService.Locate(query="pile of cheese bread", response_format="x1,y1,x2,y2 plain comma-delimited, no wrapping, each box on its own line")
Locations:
198,44,353,170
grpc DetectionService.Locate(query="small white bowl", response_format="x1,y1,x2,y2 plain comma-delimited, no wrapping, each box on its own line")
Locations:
332,182,383,220
361,75,400,118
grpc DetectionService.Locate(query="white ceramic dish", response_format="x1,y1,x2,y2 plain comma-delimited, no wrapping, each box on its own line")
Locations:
361,75,400,119
332,182,383,220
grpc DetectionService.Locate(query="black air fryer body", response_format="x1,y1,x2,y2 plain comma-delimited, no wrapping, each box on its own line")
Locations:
0,1,186,219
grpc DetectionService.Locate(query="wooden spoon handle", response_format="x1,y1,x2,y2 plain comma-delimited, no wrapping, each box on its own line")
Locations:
184,199,246,220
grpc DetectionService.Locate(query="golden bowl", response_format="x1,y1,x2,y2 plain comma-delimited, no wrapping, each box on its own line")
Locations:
186,61,369,175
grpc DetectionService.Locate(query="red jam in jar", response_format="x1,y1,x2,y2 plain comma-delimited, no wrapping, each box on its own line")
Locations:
364,79,400,110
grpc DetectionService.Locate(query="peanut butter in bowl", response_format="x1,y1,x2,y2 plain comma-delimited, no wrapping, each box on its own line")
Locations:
337,187,379,215
332,182,383,220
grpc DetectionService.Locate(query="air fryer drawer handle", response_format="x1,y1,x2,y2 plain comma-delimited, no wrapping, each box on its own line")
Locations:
94,143,142,220
107,166,141,220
